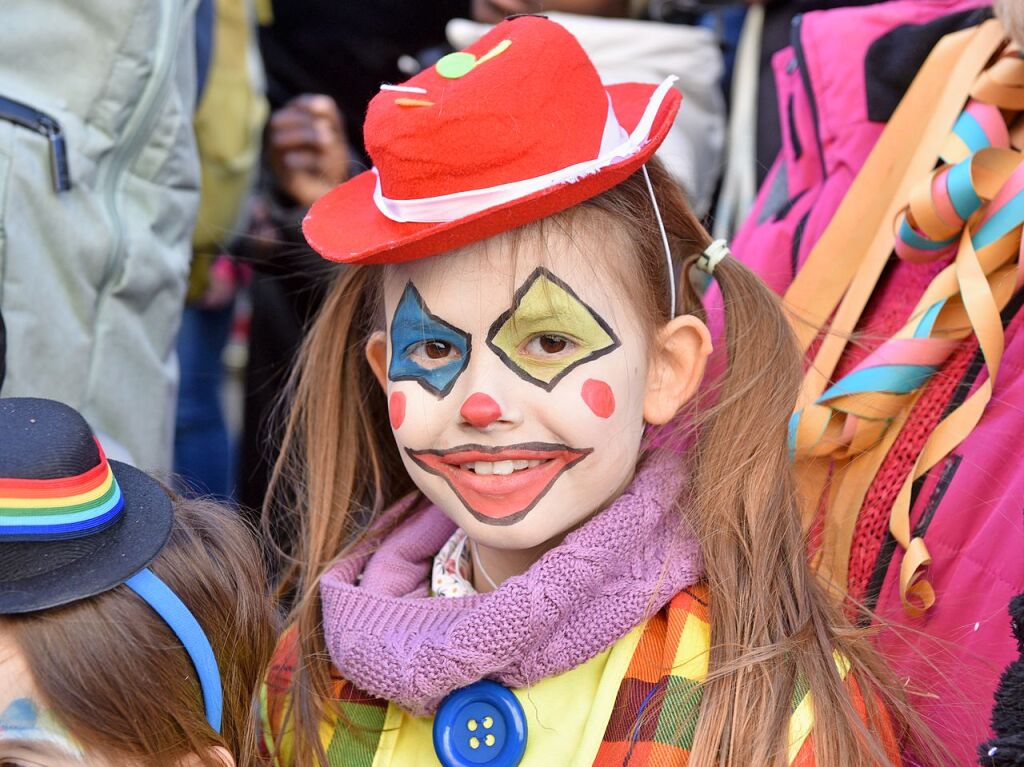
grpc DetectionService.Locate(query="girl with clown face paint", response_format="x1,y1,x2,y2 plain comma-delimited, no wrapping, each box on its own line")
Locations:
262,16,936,767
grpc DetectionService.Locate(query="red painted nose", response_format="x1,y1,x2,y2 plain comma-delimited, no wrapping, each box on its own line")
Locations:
460,393,502,428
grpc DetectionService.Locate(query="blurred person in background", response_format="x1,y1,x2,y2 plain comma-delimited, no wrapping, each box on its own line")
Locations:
174,0,268,500
0,1,202,472
749,0,884,184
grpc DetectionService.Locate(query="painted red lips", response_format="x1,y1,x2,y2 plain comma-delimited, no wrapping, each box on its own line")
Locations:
406,442,592,525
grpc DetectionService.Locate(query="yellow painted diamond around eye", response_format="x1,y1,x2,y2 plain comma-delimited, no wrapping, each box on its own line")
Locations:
486,268,621,390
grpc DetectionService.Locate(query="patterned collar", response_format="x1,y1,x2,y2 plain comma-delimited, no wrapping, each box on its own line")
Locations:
431,527,476,597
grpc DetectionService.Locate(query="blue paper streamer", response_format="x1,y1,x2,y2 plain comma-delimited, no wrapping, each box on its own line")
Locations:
819,364,937,401
947,158,984,222
973,187,1024,251
953,110,990,154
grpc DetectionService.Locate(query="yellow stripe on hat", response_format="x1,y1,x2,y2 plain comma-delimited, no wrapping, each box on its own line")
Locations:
0,466,115,509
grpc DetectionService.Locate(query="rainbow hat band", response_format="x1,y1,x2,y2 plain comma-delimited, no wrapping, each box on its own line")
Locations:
0,440,123,541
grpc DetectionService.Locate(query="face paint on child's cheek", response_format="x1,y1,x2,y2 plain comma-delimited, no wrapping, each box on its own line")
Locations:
582,378,616,418
486,268,620,390
0,697,86,760
389,391,407,430
388,282,472,397
386,239,652,548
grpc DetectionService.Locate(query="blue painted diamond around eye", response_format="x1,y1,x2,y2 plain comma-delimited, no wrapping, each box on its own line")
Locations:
433,680,527,767
388,282,472,398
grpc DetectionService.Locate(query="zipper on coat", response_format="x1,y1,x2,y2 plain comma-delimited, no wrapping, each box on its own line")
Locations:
0,95,71,192
790,15,827,180
94,0,192,287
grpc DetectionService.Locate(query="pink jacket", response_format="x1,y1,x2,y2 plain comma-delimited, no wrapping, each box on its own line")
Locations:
731,1,1021,763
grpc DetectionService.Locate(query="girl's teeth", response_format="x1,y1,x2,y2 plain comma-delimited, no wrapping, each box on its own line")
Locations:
461,459,547,474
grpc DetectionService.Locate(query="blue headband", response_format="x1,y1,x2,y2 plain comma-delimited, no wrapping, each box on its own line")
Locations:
124,568,223,733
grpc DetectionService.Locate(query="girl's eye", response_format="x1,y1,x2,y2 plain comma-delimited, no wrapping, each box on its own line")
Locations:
424,341,452,359
408,340,461,368
539,335,567,353
524,333,577,357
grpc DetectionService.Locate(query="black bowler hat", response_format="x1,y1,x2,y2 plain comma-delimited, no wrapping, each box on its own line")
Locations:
0,397,173,614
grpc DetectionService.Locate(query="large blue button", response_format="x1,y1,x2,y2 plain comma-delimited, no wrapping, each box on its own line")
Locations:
433,680,527,767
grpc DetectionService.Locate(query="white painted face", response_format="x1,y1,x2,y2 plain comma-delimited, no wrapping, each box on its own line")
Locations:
374,223,653,551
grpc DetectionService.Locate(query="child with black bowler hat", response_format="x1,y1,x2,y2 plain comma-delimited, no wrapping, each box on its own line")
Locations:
0,397,276,767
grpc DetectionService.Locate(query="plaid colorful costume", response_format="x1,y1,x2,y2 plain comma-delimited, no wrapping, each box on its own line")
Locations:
261,584,899,765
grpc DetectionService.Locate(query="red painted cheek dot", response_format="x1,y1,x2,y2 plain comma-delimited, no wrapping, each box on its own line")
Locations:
582,379,615,419
389,391,406,430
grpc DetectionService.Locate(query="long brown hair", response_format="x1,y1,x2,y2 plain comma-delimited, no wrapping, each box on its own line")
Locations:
269,158,939,765
0,497,278,767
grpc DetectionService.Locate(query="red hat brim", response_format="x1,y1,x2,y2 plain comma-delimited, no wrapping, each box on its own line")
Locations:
303,82,682,266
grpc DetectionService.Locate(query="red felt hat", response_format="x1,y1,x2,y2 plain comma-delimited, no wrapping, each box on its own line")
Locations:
303,15,682,266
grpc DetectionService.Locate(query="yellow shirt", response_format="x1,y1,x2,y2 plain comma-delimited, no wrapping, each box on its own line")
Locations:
370,624,644,766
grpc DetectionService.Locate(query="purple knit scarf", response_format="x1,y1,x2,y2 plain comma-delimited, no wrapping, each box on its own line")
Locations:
319,454,703,715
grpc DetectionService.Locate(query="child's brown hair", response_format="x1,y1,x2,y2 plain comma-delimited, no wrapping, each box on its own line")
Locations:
0,497,278,767
268,158,941,766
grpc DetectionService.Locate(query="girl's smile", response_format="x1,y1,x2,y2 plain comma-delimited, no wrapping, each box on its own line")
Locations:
406,442,592,524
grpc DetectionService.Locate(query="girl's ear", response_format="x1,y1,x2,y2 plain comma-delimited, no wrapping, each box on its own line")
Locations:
643,314,713,425
365,330,388,391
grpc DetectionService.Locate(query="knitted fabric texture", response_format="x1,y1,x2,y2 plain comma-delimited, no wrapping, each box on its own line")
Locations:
847,336,975,604
319,455,702,716
264,584,900,766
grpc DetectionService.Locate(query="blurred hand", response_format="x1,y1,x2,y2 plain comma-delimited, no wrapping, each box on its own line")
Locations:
267,94,349,208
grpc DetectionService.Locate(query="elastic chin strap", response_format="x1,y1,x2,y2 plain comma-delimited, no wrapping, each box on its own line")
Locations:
124,568,223,734
641,164,676,319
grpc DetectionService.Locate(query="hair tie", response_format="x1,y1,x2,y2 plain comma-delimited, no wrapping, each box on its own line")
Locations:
697,239,730,275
